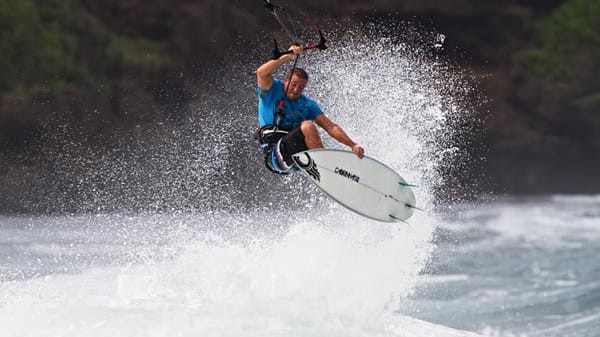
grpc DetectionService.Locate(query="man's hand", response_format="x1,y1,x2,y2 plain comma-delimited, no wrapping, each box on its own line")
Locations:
352,144,364,159
285,44,303,60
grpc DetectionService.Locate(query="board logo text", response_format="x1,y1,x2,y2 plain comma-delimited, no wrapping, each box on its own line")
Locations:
335,167,360,183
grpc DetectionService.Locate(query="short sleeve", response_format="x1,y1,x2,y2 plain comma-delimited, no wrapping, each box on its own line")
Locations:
258,80,284,106
257,80,285,127
307,98,323,120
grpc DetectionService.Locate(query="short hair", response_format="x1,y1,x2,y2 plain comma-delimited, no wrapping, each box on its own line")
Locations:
288,67,308,81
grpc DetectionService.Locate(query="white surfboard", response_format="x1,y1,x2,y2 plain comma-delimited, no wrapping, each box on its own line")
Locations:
292,149,417,222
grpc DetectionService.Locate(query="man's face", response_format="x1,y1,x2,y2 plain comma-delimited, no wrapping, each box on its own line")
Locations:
284,75,308,101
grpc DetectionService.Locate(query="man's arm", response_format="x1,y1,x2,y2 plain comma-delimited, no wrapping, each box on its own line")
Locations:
315,115,365,158
256,45,302,92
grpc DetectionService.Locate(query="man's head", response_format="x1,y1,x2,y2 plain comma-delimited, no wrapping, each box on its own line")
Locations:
283,68,309,101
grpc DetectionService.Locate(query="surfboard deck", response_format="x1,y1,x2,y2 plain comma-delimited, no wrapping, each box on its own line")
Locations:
292,149,416,222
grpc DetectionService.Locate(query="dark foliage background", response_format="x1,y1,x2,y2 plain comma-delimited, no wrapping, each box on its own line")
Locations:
1,0,599,213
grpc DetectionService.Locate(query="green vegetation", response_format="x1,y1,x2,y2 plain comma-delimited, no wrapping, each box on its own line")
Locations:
0,0,171,96
516,0,600,78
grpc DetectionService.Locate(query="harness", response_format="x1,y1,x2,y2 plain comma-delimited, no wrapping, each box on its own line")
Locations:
255,105,291,174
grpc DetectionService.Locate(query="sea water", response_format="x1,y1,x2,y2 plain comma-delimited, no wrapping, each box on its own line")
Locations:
2,198,599,336
402,195,600,337
2,23,597,337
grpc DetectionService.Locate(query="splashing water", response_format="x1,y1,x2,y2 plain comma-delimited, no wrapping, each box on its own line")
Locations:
0,23,479,337
305,27,474,205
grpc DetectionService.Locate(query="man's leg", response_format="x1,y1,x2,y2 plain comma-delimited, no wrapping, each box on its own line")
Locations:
300,121,324,149
278,123,316,168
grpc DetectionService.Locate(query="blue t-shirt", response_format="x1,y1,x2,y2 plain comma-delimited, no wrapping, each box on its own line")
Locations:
257,79,323,130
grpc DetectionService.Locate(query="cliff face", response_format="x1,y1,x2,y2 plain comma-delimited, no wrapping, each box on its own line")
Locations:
1,0,599,213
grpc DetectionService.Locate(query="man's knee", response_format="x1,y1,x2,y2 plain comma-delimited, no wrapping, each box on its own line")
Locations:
300,121,324,149
300,121,317,135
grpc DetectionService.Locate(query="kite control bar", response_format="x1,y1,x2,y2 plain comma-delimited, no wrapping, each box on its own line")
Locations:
271,30,327,60
264,0,327,60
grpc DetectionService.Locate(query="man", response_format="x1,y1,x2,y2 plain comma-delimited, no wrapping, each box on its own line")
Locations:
256,44,364,174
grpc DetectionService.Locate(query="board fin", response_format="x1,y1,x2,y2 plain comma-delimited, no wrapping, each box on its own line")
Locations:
399,182,418,188
389,214,409,223
405,203,424,212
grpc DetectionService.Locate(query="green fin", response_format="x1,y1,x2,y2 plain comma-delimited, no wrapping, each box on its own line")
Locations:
405,204,424,211
389,214,409,224
399,182,418,188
